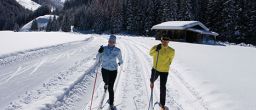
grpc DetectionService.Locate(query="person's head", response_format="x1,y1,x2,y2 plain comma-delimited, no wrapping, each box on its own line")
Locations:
108,35,116,47
161,36,170,47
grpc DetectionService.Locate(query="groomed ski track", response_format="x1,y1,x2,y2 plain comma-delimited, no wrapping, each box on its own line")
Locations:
3,35,208,110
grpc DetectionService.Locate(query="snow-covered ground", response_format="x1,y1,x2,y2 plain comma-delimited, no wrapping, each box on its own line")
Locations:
126,37,256,110
0,31,85,57
16,0,41,11
50,0,66,5
0,32,255,110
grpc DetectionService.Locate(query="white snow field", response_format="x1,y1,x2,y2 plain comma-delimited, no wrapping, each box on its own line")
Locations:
16,0,41,11
0,32,255,110
0,31,84,56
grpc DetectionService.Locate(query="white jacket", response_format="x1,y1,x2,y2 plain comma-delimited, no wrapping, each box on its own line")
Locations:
96,45,123,71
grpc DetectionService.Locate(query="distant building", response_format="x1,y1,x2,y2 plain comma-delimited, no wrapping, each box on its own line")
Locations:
151,21,219,44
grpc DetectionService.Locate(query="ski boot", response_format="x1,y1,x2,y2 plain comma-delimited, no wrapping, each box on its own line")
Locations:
104,84,108,92
109,104,116,110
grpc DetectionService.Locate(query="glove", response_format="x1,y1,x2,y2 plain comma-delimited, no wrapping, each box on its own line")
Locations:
98,45,104,53
118,62,121,66
156,44,161,51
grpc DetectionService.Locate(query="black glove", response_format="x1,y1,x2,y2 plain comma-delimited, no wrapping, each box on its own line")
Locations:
98,45,104,53
156,44,161,51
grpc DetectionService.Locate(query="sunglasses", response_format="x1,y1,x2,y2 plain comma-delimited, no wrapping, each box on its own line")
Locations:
109,40,116,44
162,38,170,41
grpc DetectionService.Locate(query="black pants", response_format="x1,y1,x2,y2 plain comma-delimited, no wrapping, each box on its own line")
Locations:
150,68,168,107
101,68,117,105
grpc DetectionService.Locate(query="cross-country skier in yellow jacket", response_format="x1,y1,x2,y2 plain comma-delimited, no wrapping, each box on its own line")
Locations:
149,36,175,110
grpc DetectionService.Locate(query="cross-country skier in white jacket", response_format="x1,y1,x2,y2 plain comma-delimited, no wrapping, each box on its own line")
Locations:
96,35,123,109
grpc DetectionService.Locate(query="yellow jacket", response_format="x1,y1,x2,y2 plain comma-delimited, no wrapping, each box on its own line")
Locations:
149,44,175,73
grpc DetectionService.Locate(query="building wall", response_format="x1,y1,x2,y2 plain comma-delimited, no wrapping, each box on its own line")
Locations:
155,30,216,44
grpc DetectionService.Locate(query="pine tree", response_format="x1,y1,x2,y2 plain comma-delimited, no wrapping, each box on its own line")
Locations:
57,0,256,44
3,19,15,30
61,15,71,32
30,19,38,31
144,0,155,35
46,17,53,32
126,0,136,33
246,0,256,44
177,0,194,20
52,15,60,31
197,0,209,23
110,0,123,33
93,1,106,33
13,23,20,32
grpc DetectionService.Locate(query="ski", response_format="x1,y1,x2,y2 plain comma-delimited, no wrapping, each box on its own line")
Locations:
153,101,159,109
153,101,169,110
148,88,154,110
97,85,108,110
109,105,117,110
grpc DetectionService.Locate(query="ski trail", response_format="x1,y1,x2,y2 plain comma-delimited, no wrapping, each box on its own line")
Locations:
44,59,100,110
83,37,126,110
123,38,181,109
0,37,95,85
0,37,94,67
49,54,63,64
4,35,104,110
121,39,159,108
2,65,34,84
29,58,48,75
125,37,208,110
113,38,150,110
80,36,151,110
27,35,108,110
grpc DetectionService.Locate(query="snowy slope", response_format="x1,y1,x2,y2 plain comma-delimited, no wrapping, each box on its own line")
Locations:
34,0,66,9
20,15,58,32
48,0,65,9
0,31,85,57
16,0,41,11
51,0,66,4
1,33,256,110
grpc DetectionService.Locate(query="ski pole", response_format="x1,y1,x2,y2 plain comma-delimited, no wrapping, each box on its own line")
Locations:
89,55,102,110
89,67,99,110
148,48,160,110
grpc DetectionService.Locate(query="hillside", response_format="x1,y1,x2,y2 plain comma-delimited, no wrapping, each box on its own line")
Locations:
0,0,32,30
16,0,41,11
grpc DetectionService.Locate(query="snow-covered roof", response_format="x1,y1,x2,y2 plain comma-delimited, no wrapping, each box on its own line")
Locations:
152,21,209,30
151,21,219,36
187,28,219,36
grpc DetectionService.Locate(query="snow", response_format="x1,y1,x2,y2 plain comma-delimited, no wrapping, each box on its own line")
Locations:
121,36,256,110
0,33,256,110
50,0,66,4
175,44,256,109
217,41,256,48
0,31,86,57
16,0,41,11
48,0,67,8
187,28,219,36
20,15,58,32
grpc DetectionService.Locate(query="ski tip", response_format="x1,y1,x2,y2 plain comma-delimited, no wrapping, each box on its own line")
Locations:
165,106,169,110
110,106,117,110
153,102,169,110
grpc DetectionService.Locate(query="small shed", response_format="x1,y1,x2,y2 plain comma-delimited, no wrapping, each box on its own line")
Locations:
151,21,219,44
